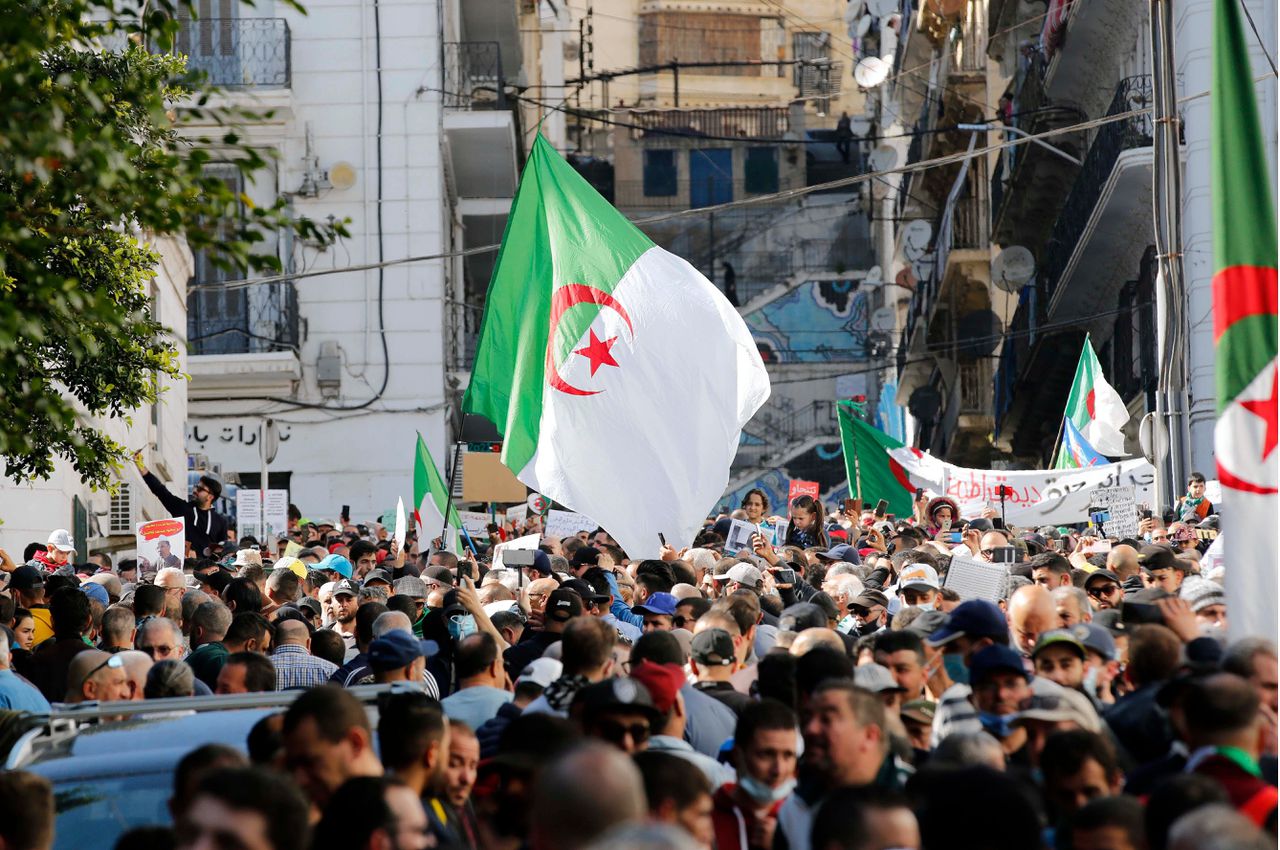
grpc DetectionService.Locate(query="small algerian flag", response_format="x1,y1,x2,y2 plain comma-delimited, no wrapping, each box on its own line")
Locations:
1212,0,1277,641
1052,417,1106,470
462,136,770,557
1062,334,1128,456
413,433,461,547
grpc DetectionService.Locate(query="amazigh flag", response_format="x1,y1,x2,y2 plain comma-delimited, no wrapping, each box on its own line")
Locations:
1062,334,1128,456
413,432,462,546
1211,0,1277,642
838,402,923,518
1052,417,1106,469
462,136,770,557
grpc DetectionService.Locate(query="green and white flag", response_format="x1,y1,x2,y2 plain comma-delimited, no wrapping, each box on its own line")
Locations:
463,136,770,557
1060,333,1128,457
413,432,461,548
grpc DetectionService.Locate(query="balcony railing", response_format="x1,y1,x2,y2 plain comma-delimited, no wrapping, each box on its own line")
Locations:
444,42,507,109
174,18,291,88
626,107,790,145
188,280,298,356
446,300,483,371
959,359,992,414
950,193,990,250
951,1,988,74
989,51,1049,229
1039,75,1154,303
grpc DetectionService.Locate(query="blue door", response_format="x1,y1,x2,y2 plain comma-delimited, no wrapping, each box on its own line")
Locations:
689,149,733,208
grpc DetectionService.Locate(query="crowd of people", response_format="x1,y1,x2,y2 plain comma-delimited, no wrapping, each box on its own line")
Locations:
0,469,1273,850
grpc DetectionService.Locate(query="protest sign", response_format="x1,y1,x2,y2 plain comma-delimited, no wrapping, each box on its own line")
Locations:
724,519,759,556
457,511,493,538
943,553,1008,604
1088,486,1140,538
393,497,407,551
506,502,529,528
137,517,186,573
492,533,540,571
236,489,288,539
788,480,820,503
545,510,598,540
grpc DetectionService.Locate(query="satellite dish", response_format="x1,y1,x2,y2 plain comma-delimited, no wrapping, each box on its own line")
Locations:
903,219,933,252
991,246,1036,292
329,162,357,191
853,56,890,88
856,13,874,36
868,0,897,18
868,145,898,172
872,307,895,331
956,310,1002,358
864,265,883,284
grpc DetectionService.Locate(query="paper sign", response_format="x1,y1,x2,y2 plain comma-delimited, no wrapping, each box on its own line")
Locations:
393,497,407,551
457,511,493,538
492,533,540,571
1088,486,1139,538
506,503,529,528
137,517,186,573
283,540,303,559
236,489,288,540
1201,532,1225,573
724,519,759,556
943,553,1008,604
788,480,820,503
545,510,598,540
1202,479,1223,508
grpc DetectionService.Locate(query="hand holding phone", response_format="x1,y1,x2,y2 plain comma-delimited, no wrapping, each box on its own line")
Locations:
874,499,888,518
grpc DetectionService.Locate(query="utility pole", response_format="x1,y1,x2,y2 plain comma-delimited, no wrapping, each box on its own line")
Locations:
1150,0,1191,508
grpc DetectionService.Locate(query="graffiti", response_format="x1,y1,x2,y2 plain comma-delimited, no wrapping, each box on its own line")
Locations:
746,280,872,364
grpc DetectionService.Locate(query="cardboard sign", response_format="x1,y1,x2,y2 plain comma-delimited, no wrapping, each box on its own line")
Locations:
461,451,527,503
545,510,598,540
943,553,1008,604
1088,486,1139,539
788,480,820,503
137,517,186,573
492,533,540,571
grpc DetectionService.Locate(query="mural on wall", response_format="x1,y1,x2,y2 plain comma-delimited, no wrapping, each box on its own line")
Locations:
746,279,871,364
716,441,851,515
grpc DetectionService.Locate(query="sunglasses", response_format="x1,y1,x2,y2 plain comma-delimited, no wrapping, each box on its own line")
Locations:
596,719,651,745
1087,583,1120,598
77,653,124,691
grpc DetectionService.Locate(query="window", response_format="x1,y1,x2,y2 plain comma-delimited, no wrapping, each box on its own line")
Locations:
643,150,678,197
744,147,779,194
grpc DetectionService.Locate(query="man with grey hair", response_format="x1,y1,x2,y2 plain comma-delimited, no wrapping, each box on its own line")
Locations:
155,567,188,608
99,605,136,653
145,660,196,699
1168,804,1273,850
181,589,211,643
530,742,647,850
116,649,153,701
186,601,233,690
136,616,184,663
1052,586,1092,628
931,730,1005,771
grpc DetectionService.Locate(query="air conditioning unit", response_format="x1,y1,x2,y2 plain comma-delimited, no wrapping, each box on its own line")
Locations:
108,484,136,535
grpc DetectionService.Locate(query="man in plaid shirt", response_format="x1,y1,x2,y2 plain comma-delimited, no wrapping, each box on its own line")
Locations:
273,618,339,690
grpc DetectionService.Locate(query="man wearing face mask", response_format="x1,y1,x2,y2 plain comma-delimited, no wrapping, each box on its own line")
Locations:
713,699,799,850
967,645,1033,760
925,599,1017,747
896,564,941,611
846,590,890,637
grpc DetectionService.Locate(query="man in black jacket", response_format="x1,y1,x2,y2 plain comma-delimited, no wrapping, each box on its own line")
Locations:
134,451,229,556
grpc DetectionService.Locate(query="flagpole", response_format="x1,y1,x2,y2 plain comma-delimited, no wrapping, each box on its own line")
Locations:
440,441,465,584
1048,416,1065,469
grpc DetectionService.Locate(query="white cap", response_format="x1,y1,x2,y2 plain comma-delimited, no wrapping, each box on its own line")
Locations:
518,657,563,688
898,563,941,591
483,600,521,619
47,529,76,553
726,564,763,589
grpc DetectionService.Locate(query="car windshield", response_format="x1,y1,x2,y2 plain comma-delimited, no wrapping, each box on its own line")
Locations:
51,770,171,850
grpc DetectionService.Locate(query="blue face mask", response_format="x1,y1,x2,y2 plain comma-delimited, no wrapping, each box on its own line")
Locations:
943,652,970,685
979,711,1017,739
1083,664,1100,697
448,614,477,641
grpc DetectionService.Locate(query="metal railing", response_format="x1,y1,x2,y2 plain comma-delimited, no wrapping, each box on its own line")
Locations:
952,1,988,74
174,18,291,88
950,193,990,249
443,41,506,109
1039,75,1154,302
446,299,483,371
626,107,790,144
959,359,992,413
188,280,298,355
989,51,1049,230
745,400,838,448
614,179,732,209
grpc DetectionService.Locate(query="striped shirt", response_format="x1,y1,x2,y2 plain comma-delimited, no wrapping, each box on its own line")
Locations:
272,644,339,691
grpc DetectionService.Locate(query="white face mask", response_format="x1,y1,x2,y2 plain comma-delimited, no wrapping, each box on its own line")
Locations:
738,774,797,805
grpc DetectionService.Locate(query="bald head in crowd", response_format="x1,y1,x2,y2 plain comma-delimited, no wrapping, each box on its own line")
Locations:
531,743,646,850
1107,544,1140,580
1008,585,1057,656
276,618,312,648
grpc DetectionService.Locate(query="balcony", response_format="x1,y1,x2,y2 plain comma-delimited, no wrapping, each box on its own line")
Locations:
186,279,301,399
1041,76,1155,321
444,42,519,206
174,18,291,89
1042,0,1146,118
626,107,790,146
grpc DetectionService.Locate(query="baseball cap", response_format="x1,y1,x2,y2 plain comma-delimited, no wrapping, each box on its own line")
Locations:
779,603,828,633
393,576,427,598
632,592,677,617
275,557,307,579
529,550,554,577
47,529,76,553
968,644,1031,683
690,628,736,666
964,518,994,533
517,657,563,689
1015,689,1101,732
363,569,393,587
904,609,949,638
726,564,763,589
1031,629,1087,660
368,630,437,672
849,589,890,611
927,600,1007,647
545,588,584,622
818,543,858,562
332,579,359,598
297,597,322,618
79,582,109,607
1091,608,1126,636
316,554,354,579
1179,576,1226,613
1077,623,1117,660
1037,526,1062,541
10,565,45,593
1138,545,1182,571
571,548,599,569
574,676,662,722
628,660,685,714
901,699,937,726
853,663,906,694
1083,569,1120,588
898,564,941,591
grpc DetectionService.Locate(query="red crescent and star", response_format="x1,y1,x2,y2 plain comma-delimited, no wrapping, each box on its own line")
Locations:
545,283,635,396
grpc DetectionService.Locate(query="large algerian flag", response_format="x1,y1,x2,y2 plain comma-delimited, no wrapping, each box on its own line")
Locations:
1211,0,1278,642
1052,416,1107,469
414,433,462,547
462,136,770,557
838,402,925,518
1062,334,1128,456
